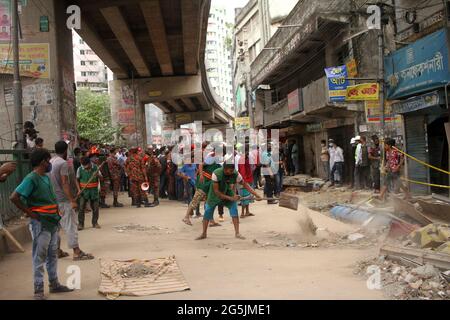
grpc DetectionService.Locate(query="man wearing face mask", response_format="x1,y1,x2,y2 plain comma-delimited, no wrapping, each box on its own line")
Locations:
10,148,74,300
50,141,94,261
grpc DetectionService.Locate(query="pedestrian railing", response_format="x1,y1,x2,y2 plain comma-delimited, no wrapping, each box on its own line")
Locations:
0,149,32,224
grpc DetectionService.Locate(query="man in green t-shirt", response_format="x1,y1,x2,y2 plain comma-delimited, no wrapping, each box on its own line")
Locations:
196,157,262,240
10,149,74,300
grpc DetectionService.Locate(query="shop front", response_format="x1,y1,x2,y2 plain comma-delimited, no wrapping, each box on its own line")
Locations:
386,28,450,195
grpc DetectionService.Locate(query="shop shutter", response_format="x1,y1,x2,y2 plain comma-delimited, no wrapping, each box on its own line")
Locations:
405,115,429,194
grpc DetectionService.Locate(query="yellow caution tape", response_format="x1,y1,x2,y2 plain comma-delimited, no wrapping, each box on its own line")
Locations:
400,177,450,189
393,147,450,176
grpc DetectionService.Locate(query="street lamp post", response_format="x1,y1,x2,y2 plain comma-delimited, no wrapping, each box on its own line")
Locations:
12,0,24,149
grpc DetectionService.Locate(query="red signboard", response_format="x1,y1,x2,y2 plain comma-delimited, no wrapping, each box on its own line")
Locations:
118,109,135,123
288,88,303,114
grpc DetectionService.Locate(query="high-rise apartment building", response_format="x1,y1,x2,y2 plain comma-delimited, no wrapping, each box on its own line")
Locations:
72,31,109,93
206,5,234,117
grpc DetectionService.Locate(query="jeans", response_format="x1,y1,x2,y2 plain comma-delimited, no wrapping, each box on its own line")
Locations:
30,219,59,293
252,167,261,188
185,182,195,205
275,170,283,195
264,175,275,199
58,202,79,249
292,157,299,175
159,173,168,198
79,198,99,226
204,202,238,221
331,162,344,184
371,165,381,191
355,165,371,189
176,176,184,201
322,161,330,181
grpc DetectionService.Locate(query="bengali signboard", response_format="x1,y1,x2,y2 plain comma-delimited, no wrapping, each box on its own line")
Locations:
324,65,349,102
391,91,441,114
365,100,401,123
118,109,135,123
0,43,50,78
346,58,358,78
346,83,379,101
235,117,251,130
287,88,303,114
385,28,450,99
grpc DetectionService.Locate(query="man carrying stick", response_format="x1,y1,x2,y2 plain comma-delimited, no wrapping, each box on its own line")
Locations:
196,156,262,240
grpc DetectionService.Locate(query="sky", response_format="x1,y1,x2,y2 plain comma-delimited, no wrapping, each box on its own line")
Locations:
212,0,250,21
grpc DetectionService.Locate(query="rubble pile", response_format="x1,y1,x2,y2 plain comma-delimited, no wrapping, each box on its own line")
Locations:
355,257,450,300
119,263,156,278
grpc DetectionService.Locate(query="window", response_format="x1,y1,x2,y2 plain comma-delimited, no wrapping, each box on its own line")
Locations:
80,61,85,66
80,50,85,55
89,61,97,66
79,39,84,44
81,71,86,76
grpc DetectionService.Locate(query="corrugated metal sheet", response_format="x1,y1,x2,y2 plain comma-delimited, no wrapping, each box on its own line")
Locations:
405,115,429,194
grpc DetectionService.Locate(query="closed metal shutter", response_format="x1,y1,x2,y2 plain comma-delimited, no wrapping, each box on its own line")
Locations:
405,115,429,194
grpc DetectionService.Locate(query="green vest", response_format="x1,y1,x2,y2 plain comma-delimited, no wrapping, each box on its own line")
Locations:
196,163,221,193
206,167,238,207
25,172,61,232
79,165,99,200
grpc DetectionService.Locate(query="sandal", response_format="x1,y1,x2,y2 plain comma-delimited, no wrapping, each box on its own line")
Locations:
58,249,70,259
73,251,95,261
245,213,255,217
209,222,222,227
182,218,193,226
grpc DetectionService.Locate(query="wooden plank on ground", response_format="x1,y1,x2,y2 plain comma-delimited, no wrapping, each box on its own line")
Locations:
392,197,433,226
380,244,450,271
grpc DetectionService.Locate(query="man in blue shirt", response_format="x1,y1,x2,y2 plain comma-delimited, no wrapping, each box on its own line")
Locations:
177,162,198,206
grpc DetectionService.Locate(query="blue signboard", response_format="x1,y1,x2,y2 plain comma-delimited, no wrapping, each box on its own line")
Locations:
391,91,440,114
385,28,450,100
324,65,349,102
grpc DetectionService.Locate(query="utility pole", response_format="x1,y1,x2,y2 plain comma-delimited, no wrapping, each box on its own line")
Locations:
378,24,385,142
12,0,23,149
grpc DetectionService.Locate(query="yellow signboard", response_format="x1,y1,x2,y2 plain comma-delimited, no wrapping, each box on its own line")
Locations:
346,83,379,101
0,43,50,79
346,59,358,78
235,117,250,130
365,100,401,123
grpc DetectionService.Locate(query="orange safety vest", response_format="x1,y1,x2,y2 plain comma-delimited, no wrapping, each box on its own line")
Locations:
30,204,59,215
80,182,99,189
202,172,213,180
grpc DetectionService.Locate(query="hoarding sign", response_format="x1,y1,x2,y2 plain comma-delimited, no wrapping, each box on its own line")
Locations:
391,91,440,114
346,83,379,101
365,100,401,123
346,58,358,78
306,123,322,133
0,43,50,78
235,117,250,130
287,88,303,114
324,65,349,102
385,28,450,99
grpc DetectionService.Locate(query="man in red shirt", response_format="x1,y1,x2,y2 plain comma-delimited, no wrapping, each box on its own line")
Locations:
379,138,409,200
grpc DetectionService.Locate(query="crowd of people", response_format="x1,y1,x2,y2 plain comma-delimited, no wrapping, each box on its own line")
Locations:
320,135,408,198
0,124,411,299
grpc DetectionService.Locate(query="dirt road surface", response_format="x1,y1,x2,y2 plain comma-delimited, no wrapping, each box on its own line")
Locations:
0,194,385,300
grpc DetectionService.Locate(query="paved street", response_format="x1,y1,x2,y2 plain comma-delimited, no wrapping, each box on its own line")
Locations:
0,194,384,300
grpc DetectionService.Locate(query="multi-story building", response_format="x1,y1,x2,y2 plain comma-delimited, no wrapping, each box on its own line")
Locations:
387,0,450,195
72,31,109,93
206,5,234,117
232,0,298,124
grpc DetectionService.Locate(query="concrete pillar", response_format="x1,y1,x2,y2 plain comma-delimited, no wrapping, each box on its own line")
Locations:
0,0,76,150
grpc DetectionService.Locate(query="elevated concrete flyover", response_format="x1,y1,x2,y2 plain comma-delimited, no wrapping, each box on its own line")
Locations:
70,0,233,144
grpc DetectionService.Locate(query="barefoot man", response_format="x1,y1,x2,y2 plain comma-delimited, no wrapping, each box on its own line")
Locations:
196,157,262,240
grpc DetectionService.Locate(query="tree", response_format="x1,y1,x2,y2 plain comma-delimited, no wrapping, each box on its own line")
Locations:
76,89,119,144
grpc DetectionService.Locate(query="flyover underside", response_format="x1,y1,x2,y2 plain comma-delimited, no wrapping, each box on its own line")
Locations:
71,0,232,133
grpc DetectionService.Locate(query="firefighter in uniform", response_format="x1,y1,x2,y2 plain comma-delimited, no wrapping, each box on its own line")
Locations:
146,148,162,207
107,148,124,207
125,147,151,207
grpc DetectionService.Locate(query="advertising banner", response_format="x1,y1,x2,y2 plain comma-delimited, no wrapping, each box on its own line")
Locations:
385,28,450,99
324,65,349,102
235,117,251,130
365,100,401,123
346,83,379,101
288,88,303,114
0,43,50,78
